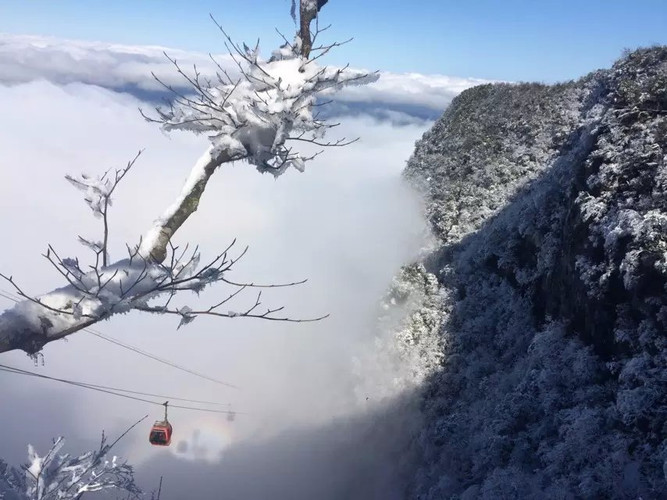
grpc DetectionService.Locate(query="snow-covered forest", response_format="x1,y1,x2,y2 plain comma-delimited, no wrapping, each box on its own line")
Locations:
403,46,667,498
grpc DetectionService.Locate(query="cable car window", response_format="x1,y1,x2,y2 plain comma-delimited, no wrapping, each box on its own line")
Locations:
150,430,167,444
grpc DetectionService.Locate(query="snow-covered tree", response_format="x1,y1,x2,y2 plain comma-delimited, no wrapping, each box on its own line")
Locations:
0,0,378,355
0,421,143,500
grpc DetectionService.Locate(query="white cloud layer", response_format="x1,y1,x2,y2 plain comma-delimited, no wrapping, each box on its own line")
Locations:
0,33,233,91
0,79,431,498
0,33,489,119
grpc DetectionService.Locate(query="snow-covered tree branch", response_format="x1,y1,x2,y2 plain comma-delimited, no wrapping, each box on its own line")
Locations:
138,10,376,261
0,0,377,355
0,419,144,499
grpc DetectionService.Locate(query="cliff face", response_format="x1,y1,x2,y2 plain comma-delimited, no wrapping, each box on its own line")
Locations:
403,48,667,499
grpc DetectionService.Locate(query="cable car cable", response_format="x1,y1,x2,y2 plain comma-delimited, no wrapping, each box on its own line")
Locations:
5,364,231,406
0,363,243,415
85,329,239,389
0,289,239,389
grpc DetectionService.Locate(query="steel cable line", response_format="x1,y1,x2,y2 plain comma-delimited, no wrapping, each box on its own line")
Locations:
3,364,232,406
0,289,238,389
0,363,242,415
84,328,239,389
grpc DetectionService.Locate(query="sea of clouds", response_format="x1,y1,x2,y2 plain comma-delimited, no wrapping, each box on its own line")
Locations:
0,32,476,498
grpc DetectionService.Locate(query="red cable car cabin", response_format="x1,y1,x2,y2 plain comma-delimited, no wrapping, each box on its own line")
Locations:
149,402,173,446
149,420,173,446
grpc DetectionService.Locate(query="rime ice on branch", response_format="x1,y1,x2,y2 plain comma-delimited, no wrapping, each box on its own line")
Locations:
0,423,143,500
138,14,378,261
0,5,374,355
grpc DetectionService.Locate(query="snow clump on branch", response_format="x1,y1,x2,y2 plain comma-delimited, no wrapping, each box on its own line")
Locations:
145,20,379,176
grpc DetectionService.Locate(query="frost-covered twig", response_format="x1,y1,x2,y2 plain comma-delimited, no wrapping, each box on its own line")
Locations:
0,223,316,353
0,418,145,500
137,286,329,328
65,151,142,267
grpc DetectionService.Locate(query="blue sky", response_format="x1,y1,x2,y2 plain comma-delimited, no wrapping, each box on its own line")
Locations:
2,0,667,82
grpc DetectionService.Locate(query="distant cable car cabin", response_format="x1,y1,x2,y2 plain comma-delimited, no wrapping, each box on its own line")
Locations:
149,401,173,446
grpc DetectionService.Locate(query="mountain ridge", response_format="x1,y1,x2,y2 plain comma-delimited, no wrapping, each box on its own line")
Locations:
401,46,667,499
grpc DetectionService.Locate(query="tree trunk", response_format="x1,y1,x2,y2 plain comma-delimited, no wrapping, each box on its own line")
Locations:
139,147,232,263
299,0,319,59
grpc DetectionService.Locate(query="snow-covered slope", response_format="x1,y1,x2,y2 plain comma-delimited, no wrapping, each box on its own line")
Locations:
402,47,667,498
